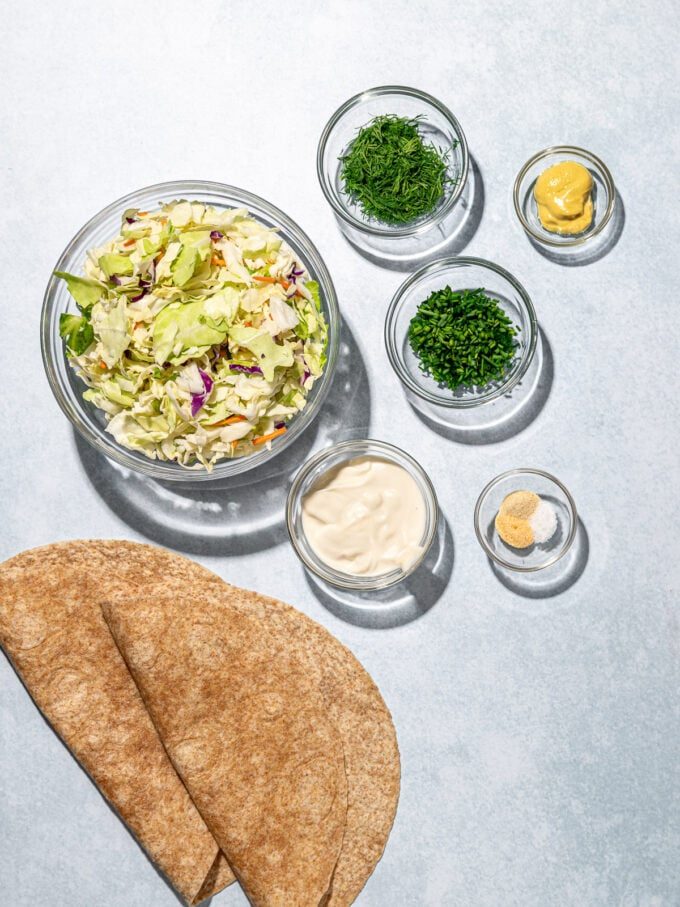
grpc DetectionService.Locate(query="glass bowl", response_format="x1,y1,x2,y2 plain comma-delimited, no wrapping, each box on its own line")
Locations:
286,438,439,591
41,180,340,483
513,145,615,248
384,257,537,408
317,86,469,260
474,468,577,572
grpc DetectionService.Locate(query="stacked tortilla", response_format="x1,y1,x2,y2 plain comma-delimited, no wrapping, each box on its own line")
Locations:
0,541,399,906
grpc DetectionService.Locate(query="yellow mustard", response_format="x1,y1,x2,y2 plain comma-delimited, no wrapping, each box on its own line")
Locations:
534,161,593,235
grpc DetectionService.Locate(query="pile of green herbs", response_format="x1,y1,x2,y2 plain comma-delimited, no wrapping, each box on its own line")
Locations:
408,286,518,390
339,114,454,224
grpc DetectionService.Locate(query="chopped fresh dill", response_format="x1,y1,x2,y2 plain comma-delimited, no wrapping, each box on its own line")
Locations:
339,114,455,225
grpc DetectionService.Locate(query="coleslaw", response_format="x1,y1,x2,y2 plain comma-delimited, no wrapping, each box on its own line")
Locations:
57,201,328,469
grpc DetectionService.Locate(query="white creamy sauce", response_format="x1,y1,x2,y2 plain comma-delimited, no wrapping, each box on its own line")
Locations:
301,456,426,577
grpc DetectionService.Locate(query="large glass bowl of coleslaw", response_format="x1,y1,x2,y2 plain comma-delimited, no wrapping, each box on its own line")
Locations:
41,181,340,481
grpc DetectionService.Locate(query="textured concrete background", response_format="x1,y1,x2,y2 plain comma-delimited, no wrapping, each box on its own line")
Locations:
1,1,679,904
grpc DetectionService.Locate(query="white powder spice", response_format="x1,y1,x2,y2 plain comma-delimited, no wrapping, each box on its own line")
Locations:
528,499,557,544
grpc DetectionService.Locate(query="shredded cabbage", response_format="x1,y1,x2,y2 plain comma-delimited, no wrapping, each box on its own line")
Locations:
57,201,329,469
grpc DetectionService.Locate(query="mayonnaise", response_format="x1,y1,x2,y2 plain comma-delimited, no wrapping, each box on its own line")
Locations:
301,456,426,577
534,160,594,235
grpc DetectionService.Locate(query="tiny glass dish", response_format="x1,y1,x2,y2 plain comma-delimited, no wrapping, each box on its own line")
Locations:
317,86,469,261
474,468,577,572
286,438,439,591
513,145,615,248
385,256,537,409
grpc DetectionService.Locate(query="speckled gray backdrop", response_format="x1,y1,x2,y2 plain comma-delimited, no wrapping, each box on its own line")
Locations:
1,1,679,905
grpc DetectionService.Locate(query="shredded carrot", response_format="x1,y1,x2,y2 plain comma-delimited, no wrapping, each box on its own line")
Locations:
211,254,226,267
122,238,136,247
99,360,107,370
133,321,144,331
205,415,246,428
243,321,252,327
137,210,149,217
253,275,291,290
253,427,286,445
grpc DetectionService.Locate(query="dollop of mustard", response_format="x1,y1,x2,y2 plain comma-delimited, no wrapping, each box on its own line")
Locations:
534,160,593,235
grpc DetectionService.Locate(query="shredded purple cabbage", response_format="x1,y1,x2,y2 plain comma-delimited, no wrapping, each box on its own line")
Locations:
210,230,224,241
199,368,214,393
190,369,215,417
287,264,305,284
125,216,136,224
110,275,122,286
274,421,286,430
300,368,311,386
229,364,263,375
131,262,155,301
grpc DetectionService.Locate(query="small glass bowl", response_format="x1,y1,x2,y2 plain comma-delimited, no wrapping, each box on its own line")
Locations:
286,439,439,591
513,145,615,248
317,86,469,260
41,180,340,483
385,257,537,408
474,468,577,572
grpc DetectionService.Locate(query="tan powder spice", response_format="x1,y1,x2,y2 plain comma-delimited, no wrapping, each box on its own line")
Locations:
495,490,540,548
495,513,535,548
500,490,539,520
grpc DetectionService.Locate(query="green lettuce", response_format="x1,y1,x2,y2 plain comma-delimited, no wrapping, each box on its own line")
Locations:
171,245,200,286
55,271,106,311
91,300,129,366
59,313,94,355
228,325,293,381
98,253,134,278
204,287,240,323
307,280,322,311
153,299,228,364
101,379,135,407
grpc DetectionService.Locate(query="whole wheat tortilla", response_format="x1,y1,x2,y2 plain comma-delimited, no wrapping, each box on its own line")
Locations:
200,585,401,906
103,572,400,906
103,589,348,907
0,541,234,905
1,539,399,905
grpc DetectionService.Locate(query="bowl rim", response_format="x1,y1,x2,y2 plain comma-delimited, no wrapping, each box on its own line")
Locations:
513,144,616,248
474,467,578,572
384,256,538,408
40,179,341,482
286,437,439,590
316,84,470,238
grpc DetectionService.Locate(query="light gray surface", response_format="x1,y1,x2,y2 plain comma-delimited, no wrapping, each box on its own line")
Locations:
1,1,679,905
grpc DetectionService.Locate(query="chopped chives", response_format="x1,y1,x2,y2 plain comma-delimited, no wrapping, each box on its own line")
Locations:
408,287,518,390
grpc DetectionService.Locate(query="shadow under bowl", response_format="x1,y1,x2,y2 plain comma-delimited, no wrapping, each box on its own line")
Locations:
74,319,371,557
304,515,454,629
